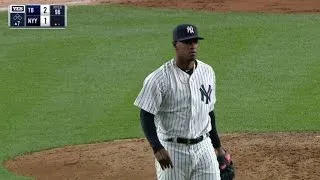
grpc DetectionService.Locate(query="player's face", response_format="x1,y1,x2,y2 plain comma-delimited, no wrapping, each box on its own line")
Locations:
176,39,199,61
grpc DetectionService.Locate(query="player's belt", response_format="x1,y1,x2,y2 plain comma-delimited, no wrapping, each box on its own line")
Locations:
165,133,209,145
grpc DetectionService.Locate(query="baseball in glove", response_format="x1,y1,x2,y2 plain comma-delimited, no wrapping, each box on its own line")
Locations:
217,149,235,180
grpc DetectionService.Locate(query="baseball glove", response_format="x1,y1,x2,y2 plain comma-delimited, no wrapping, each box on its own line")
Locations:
217,149,235,180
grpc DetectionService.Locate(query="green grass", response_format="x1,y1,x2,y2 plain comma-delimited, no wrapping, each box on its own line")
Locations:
0,4,319,179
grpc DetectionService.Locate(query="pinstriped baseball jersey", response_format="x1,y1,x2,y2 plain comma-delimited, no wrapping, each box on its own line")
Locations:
134,59,216,140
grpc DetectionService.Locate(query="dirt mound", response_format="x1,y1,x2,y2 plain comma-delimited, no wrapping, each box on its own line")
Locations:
5,133,320,180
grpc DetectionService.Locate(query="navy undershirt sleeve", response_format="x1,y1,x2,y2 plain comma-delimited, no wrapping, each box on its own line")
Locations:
209,111,222,148
140,109,164,153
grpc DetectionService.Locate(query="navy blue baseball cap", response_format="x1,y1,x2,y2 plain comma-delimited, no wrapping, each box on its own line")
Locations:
173,24,204,42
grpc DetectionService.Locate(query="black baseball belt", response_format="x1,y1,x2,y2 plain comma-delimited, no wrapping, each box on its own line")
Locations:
164,133,209,145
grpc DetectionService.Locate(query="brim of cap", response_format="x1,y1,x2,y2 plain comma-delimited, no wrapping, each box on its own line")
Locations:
177,36,204,42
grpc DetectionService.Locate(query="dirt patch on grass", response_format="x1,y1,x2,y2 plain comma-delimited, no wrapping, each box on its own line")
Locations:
5,133,320,180
115,0,320,13
2,0,320,180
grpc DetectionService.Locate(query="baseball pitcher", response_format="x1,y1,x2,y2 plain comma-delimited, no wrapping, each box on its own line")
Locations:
134,24,235,180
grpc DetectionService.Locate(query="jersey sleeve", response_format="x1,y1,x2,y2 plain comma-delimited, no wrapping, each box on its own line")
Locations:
134,70,165,115
210,67,217,111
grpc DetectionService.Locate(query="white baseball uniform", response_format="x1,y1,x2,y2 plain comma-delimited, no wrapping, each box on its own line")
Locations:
134,59,220,180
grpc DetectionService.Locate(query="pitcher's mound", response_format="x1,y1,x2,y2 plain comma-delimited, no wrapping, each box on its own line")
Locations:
4,133,320,180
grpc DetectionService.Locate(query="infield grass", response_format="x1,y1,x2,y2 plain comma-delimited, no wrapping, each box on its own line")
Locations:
0,4,319,179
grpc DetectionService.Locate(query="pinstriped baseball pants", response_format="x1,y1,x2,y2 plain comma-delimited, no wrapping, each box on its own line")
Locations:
155,137,220,180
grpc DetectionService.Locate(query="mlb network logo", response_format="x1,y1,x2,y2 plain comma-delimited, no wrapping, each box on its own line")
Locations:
9,5,25,13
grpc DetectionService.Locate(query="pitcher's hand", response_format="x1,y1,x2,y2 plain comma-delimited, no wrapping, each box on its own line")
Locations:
154,148,173,170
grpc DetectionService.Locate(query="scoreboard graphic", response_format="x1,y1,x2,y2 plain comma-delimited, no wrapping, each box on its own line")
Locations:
8,4,67,29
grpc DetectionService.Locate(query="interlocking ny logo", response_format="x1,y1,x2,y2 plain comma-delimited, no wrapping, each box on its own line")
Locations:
199,84,212,104
187,26,194,34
